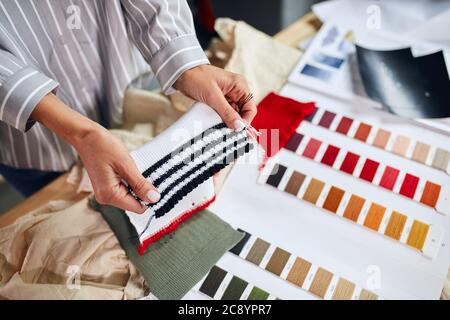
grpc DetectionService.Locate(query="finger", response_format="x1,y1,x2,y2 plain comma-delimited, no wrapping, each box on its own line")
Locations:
109,184,149,214
228,75,252,103
209,86,246,131
240,99,258,125
118,159,161,204
225,75,257,123
94,181,148,214
229,101,240,113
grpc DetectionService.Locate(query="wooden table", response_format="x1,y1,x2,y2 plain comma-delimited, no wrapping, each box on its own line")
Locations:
0,13,322,228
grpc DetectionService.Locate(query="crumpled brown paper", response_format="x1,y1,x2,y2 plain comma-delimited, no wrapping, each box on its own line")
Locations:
0,199,147,300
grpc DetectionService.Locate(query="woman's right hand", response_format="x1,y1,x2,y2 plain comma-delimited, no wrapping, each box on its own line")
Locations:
74,127,160,213
32,93,159,213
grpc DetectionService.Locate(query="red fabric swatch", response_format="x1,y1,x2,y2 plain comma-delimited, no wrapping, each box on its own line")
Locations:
399,174,420,199
359,159,380,182
340,152,360,175
303,138,322,159
252,92,316,159
336,117,353,135
321,145,340,166
318,111,336,128
379,166,400,191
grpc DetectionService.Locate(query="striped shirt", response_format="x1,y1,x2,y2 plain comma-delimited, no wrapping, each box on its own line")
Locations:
0,0,209,172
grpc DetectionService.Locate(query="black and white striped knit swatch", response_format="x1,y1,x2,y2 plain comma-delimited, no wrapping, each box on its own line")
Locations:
126,102,254,254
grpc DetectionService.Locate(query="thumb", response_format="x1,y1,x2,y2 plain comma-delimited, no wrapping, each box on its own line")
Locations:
208,86,246,131
119,160,161,204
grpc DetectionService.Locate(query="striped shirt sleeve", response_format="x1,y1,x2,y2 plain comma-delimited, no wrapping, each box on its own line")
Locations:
0,50,59,132
121,0,210,93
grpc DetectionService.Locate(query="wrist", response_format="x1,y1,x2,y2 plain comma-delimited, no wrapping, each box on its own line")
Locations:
68,120,105,151
32,93,105,150
174,64,208,91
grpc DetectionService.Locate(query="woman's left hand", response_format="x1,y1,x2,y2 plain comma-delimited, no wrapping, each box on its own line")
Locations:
174,65,257,131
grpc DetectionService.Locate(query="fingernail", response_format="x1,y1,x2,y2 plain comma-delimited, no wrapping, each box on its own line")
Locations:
147,190,161,203
233,119,246,132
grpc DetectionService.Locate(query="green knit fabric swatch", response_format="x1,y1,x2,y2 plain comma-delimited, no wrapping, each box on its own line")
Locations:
248,287,270,300
89,199,243,300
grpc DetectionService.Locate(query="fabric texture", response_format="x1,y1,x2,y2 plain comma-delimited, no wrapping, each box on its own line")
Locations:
90,199,244,300
126,102,253,254
0,0,209,171
251,92,316,159
0,198,147,300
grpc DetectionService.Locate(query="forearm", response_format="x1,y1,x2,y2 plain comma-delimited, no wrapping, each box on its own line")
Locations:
31,93,103,149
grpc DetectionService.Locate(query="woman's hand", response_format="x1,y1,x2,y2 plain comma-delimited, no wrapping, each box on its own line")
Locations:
32,94,159,214
74,127,160,213
174,65,257,131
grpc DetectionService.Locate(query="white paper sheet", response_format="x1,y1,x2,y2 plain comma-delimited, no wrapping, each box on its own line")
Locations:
202,85,450,300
